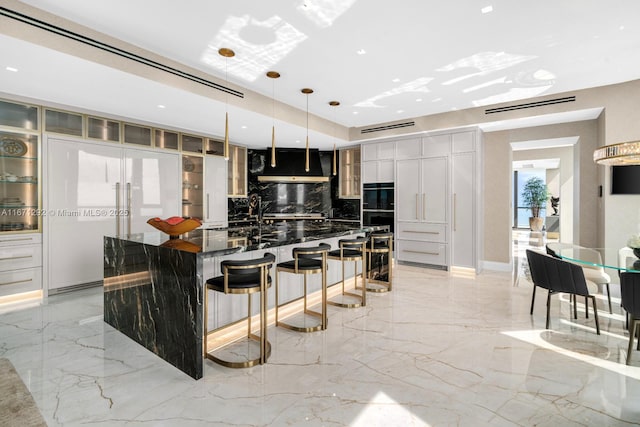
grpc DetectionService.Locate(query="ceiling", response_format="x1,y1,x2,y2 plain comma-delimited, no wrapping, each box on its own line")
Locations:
1,0,640,150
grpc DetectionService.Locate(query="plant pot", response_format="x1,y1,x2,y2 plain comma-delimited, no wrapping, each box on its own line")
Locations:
529,217,544,232
633,248,640,259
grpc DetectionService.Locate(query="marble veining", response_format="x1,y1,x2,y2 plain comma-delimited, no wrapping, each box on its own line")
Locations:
103,223,386,380
104,237,202,379
2,240,640,425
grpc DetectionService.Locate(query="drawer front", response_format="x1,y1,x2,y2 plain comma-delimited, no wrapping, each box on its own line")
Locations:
0,267,42,297
0,245,42,271
397,240,447,266
397,222,447,243
0,233,41,247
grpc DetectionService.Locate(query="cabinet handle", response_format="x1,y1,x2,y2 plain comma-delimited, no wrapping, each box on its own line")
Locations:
453,193,457,232
0,278,32,286
0,255,32,261
415,194,419,219
115,182,121,237
127,183,132,236
206,193,210,219
403,249,439,256
404,230,438,234
423,193,426,220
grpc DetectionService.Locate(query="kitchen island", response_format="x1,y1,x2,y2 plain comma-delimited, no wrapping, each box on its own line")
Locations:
103,221,387,379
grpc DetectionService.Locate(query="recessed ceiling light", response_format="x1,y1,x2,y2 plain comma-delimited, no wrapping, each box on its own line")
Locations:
5,66,18,72
157,104,166,109
356,49,366,55
397,109,404,114
241,125,247,129
481,5,493,13
353,111,359,115
416,98,423,102
620,25,625,30
392,78,400,83
432,97,442,102
295,139,301,143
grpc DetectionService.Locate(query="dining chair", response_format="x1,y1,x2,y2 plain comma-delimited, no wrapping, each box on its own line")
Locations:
619,272,640,365
526,249,600,334
618,247,635,329
546,245,612,315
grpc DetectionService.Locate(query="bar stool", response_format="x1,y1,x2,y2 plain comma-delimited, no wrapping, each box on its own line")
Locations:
363,231,393,293
204,252,275,368
327,237,367,308
275,243,331,332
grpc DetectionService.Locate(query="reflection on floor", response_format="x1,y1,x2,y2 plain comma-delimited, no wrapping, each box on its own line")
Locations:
1,245,639,426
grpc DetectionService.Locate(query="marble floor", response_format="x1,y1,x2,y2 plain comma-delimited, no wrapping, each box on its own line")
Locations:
2,243,640,426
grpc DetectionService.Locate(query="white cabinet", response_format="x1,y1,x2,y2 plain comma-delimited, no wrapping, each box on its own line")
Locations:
203,156,228,228
45,137,181,291
394,129,482,271
362,141,395,184
396,156,448,268
362,141,394,161
362,159,394,183
0,233,41,298
451,131,479,270
395,138,421,159
396,158,447,223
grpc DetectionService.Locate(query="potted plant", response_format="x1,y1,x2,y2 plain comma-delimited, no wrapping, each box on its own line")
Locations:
521,176,549,231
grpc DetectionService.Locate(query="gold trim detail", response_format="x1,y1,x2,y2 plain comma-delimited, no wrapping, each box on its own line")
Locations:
257,175,329,183
218,48,235,57
593,140,640,165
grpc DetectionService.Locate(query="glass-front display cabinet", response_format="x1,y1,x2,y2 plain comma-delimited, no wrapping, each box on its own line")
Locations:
227,144,247,197
182,154,203,219
0,132,39,232
0,100,40,234
339,147,361,198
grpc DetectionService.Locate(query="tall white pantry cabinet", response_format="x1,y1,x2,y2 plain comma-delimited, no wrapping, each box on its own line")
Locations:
372,128,483,272
45,136,182,292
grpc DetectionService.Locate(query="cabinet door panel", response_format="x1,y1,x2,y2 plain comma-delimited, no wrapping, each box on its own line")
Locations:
397,240,447,266
396,159,420,222
421,157,447,223
422,134,450,157
377,142,395,160
452,152,475,268
452,132,475,153
377,160,394,182
362,162,377,184
124,148,181,234
47,138,121,289
361,144,377,162
204,156,228,227
395,138,421,159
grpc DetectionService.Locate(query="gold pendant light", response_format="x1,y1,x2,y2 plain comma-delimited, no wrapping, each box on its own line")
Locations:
301,88,313,172
266,71,280,167
329,101,340,176
218,47,235,160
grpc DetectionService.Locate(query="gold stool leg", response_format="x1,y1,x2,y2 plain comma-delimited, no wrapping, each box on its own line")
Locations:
275,269,280,326
203,285,209,357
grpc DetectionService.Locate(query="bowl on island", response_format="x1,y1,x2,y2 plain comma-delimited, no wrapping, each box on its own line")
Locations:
147,216,202,238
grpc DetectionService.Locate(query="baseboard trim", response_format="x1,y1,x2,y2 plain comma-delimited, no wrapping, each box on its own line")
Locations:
482,261,512,272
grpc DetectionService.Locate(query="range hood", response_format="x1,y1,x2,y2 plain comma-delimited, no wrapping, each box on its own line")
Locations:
258,148,329,183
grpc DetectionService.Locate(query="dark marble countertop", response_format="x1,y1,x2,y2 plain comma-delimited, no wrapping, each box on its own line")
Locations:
111,221,386,258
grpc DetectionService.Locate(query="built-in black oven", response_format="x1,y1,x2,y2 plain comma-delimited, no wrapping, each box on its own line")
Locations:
362,182,394,232
363,183,394,211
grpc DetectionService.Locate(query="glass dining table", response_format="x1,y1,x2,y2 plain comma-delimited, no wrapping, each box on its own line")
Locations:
546,242,640,273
